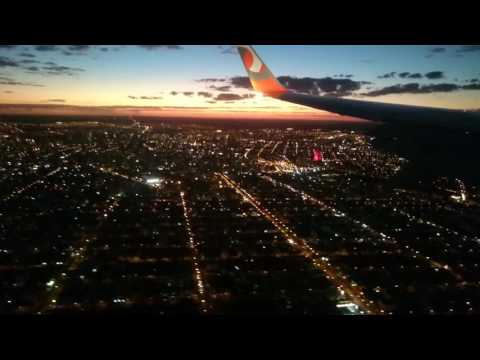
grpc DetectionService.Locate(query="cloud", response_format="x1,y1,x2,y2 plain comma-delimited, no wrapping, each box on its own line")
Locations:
224,75,372,97
425,71,444,80
0,80,44,87
277,76,370,97
100,47,109,52
230,76,253,89
25,66,39,72
457,45,480,53
214,93,255,101
68,45,91,52
42,65,85,76
32,45,93,56
0,80,31,86
396,72,424,79
62,45,93,56
462,84,480,90
138,45,183,50
4,90,13,94
218,45,237,55
362,82,480,97
197,78,227,83
424,83,459,92
378,72,396,79
34,45,58,52
128,95,162,100
46,99,66,103
166,89,255,101
208,85,232,92
0,56,45,71
0,45,18,49
363,83,431,96
408,73,422,79
0,56,19,68
215,93,245,101
430,47,446,53
19,59,41,64
19,53,36,58
140,96,162,100
218,76,480,101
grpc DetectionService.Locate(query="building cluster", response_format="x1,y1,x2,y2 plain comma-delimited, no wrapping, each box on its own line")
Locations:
0,118,479,315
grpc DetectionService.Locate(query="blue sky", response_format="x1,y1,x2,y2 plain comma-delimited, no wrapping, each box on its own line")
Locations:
0,45,479,118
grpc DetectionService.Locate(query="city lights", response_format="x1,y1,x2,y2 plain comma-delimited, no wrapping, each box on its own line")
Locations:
180,191,209,313
1,118,478,315
215,172,384,315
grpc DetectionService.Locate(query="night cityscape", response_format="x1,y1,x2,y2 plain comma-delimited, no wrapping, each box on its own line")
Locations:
1,115,479,315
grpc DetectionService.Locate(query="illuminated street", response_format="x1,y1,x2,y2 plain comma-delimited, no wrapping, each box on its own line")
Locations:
1,117,479,315
260,174,464,282
215,172,383,314
180,191,209,313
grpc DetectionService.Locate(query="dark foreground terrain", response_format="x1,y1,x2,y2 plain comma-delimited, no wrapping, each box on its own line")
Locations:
1,115,479,315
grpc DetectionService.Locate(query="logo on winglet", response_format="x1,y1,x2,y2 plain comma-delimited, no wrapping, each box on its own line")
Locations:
238,45,264,73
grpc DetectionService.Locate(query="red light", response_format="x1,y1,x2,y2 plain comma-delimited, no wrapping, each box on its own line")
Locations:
313,149,323,162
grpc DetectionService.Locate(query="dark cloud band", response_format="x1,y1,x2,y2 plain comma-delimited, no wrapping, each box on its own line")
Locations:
363,82,480,97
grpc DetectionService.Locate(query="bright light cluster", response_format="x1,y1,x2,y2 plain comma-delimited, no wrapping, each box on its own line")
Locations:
215,172,384,315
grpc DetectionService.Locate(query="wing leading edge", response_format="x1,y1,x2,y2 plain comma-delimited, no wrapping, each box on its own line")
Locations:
236,45,480,130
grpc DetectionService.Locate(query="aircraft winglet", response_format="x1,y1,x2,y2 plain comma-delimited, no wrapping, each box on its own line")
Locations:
235,45,480,130
236,45,287,98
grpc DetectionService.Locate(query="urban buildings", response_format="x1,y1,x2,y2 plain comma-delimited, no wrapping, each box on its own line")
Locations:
1,116,479,315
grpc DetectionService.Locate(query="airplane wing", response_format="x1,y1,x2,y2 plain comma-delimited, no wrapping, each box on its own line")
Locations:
236,45,480,130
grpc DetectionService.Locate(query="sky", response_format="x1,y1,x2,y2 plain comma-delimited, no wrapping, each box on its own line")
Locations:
0,45,479,120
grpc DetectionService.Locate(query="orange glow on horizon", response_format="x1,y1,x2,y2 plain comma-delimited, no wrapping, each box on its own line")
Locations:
0,103,366,122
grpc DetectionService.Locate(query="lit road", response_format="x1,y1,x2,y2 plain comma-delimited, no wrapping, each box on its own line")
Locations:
271,141,282,154
179,190,209,313
261,175,391,241
96,166,140,184
243,148,253,159
282,141,289,157
257,141,273,159
215,172,385,315
3,167,62,203
260,175,465,283
393,206,475,242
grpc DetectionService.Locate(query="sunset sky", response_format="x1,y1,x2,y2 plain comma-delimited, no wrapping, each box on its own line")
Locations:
1,45,479,119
